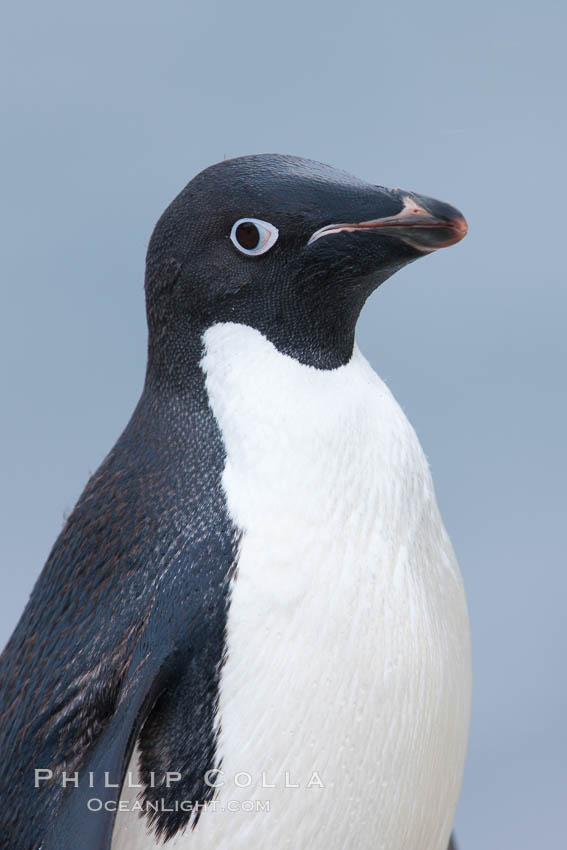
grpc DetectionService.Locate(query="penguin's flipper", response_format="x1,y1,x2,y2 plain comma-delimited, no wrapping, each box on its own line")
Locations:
39,533,234,850
41,638,174,850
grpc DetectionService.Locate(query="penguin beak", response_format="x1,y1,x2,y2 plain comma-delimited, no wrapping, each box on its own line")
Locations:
307,191,467,253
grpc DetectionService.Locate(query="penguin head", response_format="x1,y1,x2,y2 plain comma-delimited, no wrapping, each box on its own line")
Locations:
145,154,466,372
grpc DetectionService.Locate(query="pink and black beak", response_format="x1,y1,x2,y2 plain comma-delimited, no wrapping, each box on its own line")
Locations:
307,189,467,254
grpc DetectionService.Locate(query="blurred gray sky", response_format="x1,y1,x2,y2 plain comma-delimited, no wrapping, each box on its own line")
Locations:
1,1,565,846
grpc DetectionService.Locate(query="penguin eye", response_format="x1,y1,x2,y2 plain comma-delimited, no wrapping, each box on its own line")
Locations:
230,218,279,256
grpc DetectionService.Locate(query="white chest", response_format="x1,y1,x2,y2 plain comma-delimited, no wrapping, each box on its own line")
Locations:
113,323,471,850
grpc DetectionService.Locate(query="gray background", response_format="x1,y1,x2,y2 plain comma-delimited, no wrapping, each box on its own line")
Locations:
1,1,565,846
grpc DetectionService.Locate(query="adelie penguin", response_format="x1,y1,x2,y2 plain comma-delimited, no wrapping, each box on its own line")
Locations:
0,154,471,850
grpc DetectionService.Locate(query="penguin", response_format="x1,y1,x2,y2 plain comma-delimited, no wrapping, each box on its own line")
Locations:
0,154,471,850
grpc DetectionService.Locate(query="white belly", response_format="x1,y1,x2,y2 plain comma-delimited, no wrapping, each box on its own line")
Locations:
113,323,471,850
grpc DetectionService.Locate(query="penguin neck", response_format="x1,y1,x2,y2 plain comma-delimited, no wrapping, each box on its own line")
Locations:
143,318,206,399
142,272,375,380
144,316,359,386
255,318,356,370
143,261,375,372
224,277,366,370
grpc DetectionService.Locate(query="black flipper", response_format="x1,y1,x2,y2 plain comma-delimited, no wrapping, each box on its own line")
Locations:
42,639,172,850
43,580,233,849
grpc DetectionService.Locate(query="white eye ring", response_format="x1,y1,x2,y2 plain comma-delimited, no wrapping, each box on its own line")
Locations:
230,218,279,256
